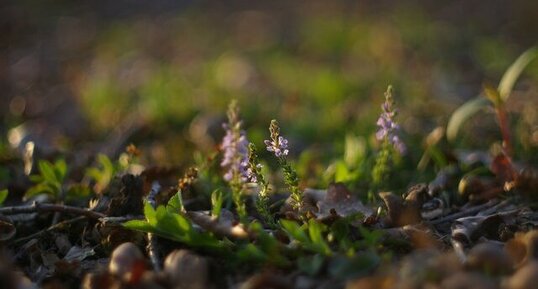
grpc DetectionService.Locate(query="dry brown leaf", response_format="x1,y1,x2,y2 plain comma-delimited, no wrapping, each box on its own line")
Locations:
380,191,421,227
451,209,519,244
315,183,373,221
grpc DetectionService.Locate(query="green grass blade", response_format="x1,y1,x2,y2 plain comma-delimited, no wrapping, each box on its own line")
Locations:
446,97,490,142
498,47,538,100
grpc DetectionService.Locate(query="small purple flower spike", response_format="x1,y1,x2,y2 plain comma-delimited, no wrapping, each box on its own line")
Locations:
221,102,250,183
376,86,406,154
264,120,290,158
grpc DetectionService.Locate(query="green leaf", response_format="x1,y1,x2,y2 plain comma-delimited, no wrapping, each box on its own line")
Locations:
498,47,538,100
334,161,361,183
143,201,157,225
29,175,43,183
0,189,8,205
308,219,331,255
447,47,538,142
330,219,350,243
358,226,383,248
155,206,180,232
280,219,309,243
38,161,58,183
172,212,192,232
25,183,56,198
123,220,154,232
446,97,490,142
66,185,91,201
237,243,267,263
344,134,366,167
211,189,223,217
97,154,114,174
54,159,67,181
167,191,184,213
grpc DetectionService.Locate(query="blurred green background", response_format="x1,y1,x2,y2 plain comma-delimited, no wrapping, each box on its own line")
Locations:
1,0,538,187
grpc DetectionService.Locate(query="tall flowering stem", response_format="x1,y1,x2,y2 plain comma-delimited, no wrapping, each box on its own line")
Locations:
372,86,405,192
221,100,249,220
246,143,275,227
264,120,302,211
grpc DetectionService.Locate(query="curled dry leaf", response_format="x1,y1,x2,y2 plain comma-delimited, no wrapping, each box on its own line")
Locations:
315,183,373,221
451,209,519,245
297,183,373,223
421,197,449,220
380,190,423,227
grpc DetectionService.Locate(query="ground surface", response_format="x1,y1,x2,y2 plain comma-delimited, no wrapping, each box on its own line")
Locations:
1,1,538,289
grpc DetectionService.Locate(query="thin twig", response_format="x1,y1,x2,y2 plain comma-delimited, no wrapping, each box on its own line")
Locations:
99,215,144,225
428,199,499,225
13,216,87,244
0,203,106,219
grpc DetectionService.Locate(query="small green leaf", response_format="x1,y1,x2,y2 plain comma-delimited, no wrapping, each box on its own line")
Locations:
308,219,331,255
155,206,181,233
97,154,114,173
0,189,8,205
280,219,309,243
123,220,154,232
54,159,67,181
172,212,191,232
167,190,184,213
25,183,56,198
358,226,383,248
38,161,58,183
237,243,267,263
66,185,91,201
29,175,43,183
211,189,223,217
143,201,157,225
330,219,350,243
498,47,538,100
